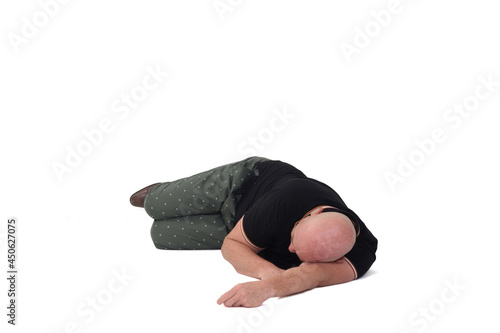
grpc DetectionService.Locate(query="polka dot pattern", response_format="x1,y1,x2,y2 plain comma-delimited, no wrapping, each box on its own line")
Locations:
145,157,270,250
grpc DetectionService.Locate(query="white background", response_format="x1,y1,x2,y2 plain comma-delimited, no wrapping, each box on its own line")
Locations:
1,0,499,332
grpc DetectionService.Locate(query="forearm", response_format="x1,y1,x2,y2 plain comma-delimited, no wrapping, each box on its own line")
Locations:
263,259,356,299
263,264,319,298
218,258,356,308
221,238,283,279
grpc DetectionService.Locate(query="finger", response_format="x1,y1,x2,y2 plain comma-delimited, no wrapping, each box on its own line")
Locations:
223,292,241,307
230,301,241,307
222,291,243,308
217,290,232,305
217,287,237,305
225,297,241,307
216,294,228,305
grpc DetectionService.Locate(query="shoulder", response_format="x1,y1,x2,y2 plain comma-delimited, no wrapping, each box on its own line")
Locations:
345,222,378,278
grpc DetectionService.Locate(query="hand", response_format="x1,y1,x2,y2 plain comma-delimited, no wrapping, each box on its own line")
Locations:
217,280,273,308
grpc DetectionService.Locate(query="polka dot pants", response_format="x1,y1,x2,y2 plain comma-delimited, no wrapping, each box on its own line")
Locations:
144,156,269,250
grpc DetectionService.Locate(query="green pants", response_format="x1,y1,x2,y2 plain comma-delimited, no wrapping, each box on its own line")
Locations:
144,156,269,250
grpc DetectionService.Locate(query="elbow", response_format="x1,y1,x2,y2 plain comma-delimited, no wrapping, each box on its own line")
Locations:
220,239,245,275
220,238,231,261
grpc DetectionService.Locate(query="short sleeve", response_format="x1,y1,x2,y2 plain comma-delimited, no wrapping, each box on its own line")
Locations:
344,234,378,278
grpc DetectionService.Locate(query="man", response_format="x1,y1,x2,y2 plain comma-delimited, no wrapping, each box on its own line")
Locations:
130,156,378,307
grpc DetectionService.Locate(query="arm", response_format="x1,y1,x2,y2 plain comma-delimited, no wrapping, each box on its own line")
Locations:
266,257,356,297
220,217,284,280
217,257,356,307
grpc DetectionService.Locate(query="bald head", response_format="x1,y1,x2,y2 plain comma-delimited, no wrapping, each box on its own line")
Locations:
289,211,356,263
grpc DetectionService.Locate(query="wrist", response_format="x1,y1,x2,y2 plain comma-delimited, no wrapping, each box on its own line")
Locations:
260,278,278,299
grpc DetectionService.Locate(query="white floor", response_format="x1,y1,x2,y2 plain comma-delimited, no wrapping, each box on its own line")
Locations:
1,1,500,332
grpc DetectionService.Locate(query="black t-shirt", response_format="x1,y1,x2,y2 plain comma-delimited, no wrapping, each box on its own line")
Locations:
235,160,378,278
